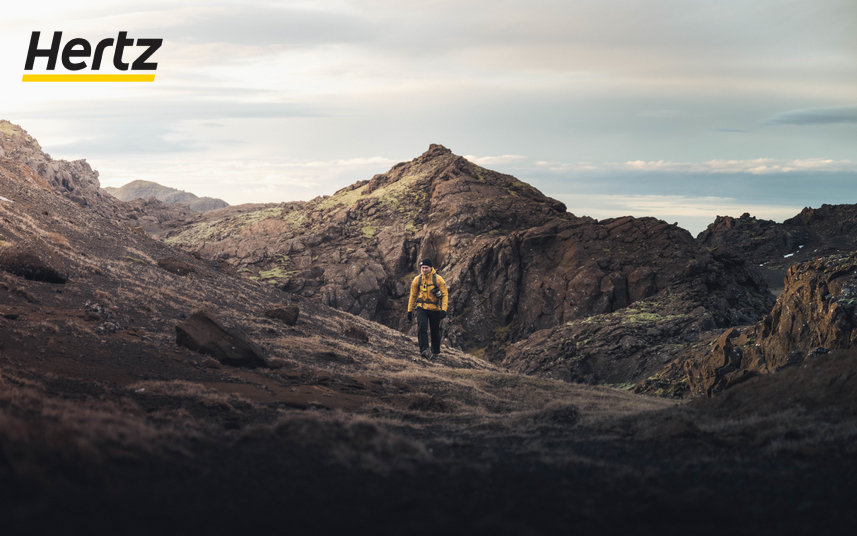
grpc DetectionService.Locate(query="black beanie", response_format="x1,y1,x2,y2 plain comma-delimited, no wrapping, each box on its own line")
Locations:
419,258,433,268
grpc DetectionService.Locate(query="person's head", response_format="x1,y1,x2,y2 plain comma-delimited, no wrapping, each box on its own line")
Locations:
419,258,433,274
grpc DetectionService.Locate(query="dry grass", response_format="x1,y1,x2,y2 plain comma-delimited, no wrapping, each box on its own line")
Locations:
32,321,60,333
239,410,428,473
0,371,200,484
46,231,72,250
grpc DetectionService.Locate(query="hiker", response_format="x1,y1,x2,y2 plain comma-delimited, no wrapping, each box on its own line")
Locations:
407,258,448,360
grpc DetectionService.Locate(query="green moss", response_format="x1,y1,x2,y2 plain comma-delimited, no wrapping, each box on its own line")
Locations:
258,267,297,280
577,302,687,327
283,210,309,229
166,206,285,247
360,224,377,238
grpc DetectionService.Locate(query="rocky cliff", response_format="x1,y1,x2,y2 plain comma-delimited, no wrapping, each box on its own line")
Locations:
698,205,857,272
0,120,222,240
0,120,128,219
638,251,857,397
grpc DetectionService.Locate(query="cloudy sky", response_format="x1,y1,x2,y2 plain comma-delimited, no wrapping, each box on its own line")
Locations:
2,0,855,234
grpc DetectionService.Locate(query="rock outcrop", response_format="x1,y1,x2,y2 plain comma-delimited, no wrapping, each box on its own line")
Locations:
698,205,857,271
264,306,300,325
641,252,857,398
0,120,127,219
0,119,207,237
157,257,195,276
0,237,68,284
175,310,271,368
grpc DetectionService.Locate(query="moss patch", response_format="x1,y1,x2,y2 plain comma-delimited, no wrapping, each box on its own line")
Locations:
360,224,378,238
258,267,297,280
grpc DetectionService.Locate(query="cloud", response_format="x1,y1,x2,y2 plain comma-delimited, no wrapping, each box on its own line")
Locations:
289,156,397,168
637,109,683,118
19,99,324,122
92,151,401,205
464,154,526,166
765,106,857,126
49,123,195,155
536,158,857,174
550,193,804,235
154,6,375,47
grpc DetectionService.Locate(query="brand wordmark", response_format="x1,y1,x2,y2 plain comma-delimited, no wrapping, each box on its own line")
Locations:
23,31,162,82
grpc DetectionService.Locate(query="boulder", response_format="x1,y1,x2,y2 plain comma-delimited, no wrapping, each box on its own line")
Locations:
0,239,68,284
176,310,270,368
157,257,195,276
264,306,299,325
344,326,369,342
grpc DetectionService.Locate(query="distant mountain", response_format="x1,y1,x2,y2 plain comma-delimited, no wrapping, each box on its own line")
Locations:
105,180,228,211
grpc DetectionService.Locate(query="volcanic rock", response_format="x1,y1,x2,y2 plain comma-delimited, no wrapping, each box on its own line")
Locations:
0,238,68,284
157,257,195,276
344,326,369,342
698,205,857,291
176,310,270,368
642,252,857,398
264,306,300,325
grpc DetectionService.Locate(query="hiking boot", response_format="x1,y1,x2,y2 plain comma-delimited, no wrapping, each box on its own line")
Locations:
421,348,432,360
431,353,439,361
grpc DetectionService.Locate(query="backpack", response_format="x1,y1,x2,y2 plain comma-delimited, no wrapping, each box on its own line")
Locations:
419,272,443,302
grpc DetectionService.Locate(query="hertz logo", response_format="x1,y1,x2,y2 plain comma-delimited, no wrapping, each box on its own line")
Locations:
23,31,162,82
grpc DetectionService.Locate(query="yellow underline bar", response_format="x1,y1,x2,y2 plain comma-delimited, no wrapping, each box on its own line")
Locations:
22,74,155,82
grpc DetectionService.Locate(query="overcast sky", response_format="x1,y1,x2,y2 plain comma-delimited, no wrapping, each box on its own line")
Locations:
2,0,855,235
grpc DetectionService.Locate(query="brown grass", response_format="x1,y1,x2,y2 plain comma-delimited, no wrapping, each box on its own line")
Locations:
239,410,428,473
46,231,72,250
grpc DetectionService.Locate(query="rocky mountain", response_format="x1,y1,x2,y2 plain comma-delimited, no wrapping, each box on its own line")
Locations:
1,120,126,219
165,145,774,388
0,120,230,241
3,121,857,533
105,179,229,212
637,250,857,398
698,205,857,292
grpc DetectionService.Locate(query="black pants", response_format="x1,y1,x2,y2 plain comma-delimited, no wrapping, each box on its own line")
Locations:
416,308,442,354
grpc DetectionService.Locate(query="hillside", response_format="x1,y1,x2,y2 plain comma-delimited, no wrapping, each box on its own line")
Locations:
4,121,857,533
105,179,229,211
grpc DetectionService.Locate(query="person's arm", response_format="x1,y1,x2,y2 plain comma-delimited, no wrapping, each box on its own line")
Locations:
439,276,449,312
408,276,418,312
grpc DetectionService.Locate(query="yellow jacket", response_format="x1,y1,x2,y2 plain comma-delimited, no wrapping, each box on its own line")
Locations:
408,268,448,312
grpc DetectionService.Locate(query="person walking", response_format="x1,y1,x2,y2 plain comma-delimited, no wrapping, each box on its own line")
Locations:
407,259,448,361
